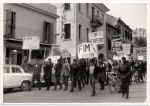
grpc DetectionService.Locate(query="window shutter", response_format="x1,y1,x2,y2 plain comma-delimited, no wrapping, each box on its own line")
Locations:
6,10,12,38
43,21,47,43
50,23,54,44
12,12,16,38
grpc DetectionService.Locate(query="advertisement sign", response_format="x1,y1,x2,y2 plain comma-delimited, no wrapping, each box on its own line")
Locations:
22,36,40,50
111,37,122,52
89,31,104,44
78,43,98,59
122,44,131,54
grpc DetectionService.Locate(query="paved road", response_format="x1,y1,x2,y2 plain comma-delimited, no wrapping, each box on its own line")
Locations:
3,80,147,103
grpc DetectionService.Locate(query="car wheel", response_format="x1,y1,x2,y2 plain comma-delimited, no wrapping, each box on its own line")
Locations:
7,88,13,91
21,81,30,91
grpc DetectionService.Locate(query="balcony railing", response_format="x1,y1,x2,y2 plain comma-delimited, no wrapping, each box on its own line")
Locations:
90,15,103,28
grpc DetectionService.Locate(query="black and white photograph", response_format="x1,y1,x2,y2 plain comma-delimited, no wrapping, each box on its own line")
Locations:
0,1,149,104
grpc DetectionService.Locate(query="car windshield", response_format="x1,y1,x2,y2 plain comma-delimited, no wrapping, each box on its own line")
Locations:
3,67,10,73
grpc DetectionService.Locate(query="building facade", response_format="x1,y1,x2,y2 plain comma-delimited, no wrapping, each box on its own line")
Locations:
56,3,109,62
4,3,58,65
106,14,133,59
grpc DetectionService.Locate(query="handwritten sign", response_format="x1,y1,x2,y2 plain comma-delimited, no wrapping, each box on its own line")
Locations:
111,37,122,52
89,31,104,44
78,43,97,59
22,36,40,50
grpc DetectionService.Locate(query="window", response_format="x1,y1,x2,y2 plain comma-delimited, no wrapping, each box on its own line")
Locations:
3,67,10,73
86,3,89,17
87,28,89,42
78,3,81,12
92,7,95,20
12,67,21,73
108,39,111,50
64,3,70,10
43,21,53,43
97,10,99,17
79,24,82,40
5,10,16,38
64,24,71,39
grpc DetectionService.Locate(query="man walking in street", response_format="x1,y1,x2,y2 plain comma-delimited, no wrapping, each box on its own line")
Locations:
54,59,63,91
70,59,82,92
61,59,70,91
43,59,53,90
30,62,43,91
118,57,131,99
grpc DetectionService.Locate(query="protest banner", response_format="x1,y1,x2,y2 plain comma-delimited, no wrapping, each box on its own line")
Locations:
78,43,98,59
88,31,104,44
111,37,122,52
122,43,131,54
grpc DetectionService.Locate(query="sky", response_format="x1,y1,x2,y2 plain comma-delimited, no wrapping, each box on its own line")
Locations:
104,3,147,30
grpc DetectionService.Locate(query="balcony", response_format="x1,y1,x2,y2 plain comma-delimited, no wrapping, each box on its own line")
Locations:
90,15,103,28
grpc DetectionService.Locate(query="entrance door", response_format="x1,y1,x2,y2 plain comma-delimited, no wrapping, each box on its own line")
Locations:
17,53,22,65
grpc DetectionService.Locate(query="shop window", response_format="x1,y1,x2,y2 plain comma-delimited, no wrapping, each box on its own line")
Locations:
108,39,111,50
79,24,82,40
31,50,44,59
6,48,10,58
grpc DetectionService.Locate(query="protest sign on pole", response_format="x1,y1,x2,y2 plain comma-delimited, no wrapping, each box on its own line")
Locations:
78,43,98,59
137,56,144,60
122,43,131,54
22,36,40,50
111,37,122,52
22,36,40,62
60,49,71,58
88,31,104,44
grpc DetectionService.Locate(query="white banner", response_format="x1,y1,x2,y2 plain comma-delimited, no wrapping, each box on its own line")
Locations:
122,44,131,54
22,36,40,50
89,31,104,44
78,43,98,59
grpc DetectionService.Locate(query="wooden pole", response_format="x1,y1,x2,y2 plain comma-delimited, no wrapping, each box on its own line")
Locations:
28,50,32,63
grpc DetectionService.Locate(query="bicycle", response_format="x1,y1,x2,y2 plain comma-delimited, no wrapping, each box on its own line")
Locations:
107,71,119,93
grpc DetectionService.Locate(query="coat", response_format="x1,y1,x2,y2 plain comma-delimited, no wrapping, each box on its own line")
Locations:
54,62,62,75
61,63,70,76
43,62,53,79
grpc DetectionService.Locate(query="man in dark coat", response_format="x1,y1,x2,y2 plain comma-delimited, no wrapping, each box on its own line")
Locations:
43,59,53,90
30,62,43,91
98,58,106,90
54,59,63,90
70,59,82,92
118,57,131,99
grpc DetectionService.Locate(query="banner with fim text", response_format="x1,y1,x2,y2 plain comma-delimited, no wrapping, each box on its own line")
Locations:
78,43,98,59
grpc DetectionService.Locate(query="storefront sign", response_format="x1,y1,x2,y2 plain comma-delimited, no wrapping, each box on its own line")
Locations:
78,43,97,59
111,37,122,52
22,36,40,50
122,44,131,54
89,31,104,44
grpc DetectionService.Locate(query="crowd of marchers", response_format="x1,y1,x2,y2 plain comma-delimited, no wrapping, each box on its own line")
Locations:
22,56,147,98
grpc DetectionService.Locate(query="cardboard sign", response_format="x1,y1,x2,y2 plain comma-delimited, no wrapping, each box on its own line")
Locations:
78,43,97,59
89,31,104,44
137,56,144,60
111,37,122,52
22,36,40,50
122,44,131,54
60,49,71,58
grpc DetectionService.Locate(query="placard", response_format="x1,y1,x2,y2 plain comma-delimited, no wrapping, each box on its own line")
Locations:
111,37,122,52
22,36,40,50
122,43,131,54
78,43,97,59
89,31,104,44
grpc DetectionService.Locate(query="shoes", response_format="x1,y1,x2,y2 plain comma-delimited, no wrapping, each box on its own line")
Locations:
100,88,104,90
70,90,73,92
118,90,122,93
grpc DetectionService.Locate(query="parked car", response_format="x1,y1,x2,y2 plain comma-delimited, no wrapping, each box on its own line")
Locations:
3,65,32,91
